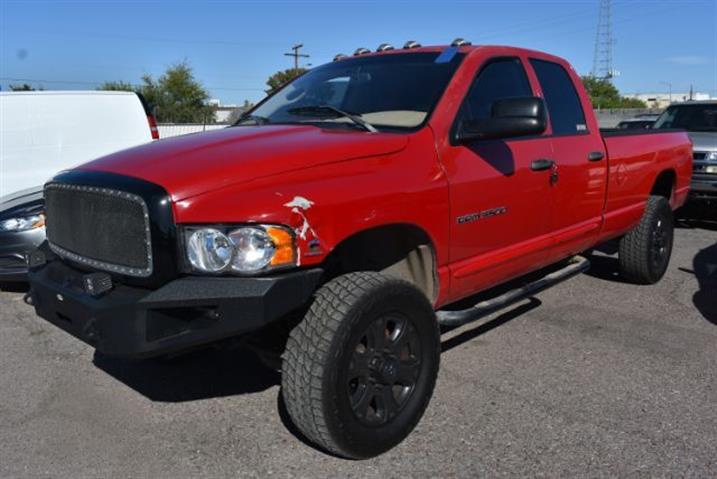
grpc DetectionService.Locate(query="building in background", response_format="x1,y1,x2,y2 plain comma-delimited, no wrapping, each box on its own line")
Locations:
626,91,714,109
208,99,253,124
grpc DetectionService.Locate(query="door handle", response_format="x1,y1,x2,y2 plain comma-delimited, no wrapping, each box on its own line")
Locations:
531,158,555,171
588,151,605,162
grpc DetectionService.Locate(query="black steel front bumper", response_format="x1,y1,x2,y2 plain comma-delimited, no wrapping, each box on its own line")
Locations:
29,258,322,358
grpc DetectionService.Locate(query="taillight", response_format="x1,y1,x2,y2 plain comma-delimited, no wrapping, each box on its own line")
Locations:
147,115,159,140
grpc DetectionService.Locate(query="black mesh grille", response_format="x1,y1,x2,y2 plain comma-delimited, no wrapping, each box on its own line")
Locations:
45,184,152,276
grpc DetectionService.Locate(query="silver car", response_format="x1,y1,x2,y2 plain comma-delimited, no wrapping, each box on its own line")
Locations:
654,101,717,201
0,192,45,282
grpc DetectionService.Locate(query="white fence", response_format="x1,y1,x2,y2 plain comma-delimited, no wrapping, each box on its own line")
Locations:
158,124,226,139
594,108,663,128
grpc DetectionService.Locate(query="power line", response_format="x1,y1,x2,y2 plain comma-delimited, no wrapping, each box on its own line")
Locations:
2,2,691,96
4,29,285,47
471,1,624,41
0,77,265,91
283,44,310,70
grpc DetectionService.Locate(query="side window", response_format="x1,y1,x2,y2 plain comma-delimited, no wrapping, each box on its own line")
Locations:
460,58,533,122
530,59,587,135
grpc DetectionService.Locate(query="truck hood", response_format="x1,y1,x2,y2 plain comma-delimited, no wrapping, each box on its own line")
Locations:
687,131,717,152
77,125,409,200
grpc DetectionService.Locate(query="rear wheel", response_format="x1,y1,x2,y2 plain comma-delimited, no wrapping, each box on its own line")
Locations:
281,272,440,459
618,195,674,284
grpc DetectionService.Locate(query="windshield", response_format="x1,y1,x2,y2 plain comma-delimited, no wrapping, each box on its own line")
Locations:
242,51,465,131
654,104,717,132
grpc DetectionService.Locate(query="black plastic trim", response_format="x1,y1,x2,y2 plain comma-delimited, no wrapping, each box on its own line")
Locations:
600,127,686,137
588,151,605,162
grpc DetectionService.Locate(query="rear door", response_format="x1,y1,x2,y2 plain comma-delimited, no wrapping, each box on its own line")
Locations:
442,57,556,301
528,58,608,256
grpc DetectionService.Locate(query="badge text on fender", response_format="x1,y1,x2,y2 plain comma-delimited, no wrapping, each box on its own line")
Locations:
456,206,508,225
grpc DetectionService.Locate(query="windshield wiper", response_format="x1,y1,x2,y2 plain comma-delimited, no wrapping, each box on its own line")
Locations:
287,105,378,133
235,114,270,126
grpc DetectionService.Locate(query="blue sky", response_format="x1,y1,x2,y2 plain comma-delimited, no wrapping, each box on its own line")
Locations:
1,0,715,105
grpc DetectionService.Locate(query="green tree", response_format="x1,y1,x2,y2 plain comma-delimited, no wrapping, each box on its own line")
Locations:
139,62,215,123
266,68,307,94
581,76,647,109
97,80,135,92
98,62,215,123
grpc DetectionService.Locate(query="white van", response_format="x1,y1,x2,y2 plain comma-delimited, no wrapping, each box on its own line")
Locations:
0,90,158,204
0,90,158,281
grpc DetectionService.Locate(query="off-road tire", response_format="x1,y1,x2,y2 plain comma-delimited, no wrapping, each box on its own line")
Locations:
619,195,674,284
281,272,440,459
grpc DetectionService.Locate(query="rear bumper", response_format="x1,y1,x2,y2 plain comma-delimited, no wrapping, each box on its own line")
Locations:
29,257,322,358
0,228,45,282
689,174,717,200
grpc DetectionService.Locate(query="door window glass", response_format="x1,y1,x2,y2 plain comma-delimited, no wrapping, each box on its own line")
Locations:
460,58,533,122
530,59,587,135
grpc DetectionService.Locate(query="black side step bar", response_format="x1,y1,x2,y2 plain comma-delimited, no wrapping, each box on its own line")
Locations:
436,256,590,328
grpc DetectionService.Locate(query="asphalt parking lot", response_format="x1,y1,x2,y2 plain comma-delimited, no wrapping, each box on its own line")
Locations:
1,210,715,478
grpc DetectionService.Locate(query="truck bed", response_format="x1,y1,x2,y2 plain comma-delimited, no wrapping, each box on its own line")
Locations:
598,128,693,241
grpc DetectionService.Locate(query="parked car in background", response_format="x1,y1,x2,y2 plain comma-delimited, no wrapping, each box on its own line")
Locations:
617,118,655,130
0,91,158,281
654,101,717,201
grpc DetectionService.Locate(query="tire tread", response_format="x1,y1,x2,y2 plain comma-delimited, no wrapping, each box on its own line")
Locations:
282,272,396,456
618,195,673,284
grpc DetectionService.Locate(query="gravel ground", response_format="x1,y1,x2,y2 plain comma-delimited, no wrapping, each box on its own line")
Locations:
1,212,715,478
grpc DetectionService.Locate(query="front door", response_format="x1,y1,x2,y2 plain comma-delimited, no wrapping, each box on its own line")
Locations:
441,57,556,301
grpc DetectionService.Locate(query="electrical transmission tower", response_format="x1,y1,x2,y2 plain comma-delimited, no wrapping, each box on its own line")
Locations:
591,0,614,81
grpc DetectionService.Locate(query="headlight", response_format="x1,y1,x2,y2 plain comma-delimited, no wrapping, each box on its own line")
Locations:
705,151,717,162
186,228,234,272
184,225,296,274
0,214,45,232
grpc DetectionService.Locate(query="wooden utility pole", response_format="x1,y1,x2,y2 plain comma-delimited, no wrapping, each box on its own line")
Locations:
284,44,310,71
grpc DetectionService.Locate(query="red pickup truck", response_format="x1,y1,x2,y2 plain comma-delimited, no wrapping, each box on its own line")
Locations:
28,41,691,459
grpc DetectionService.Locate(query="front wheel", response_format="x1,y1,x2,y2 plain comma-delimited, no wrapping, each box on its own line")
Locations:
281,272,440,459
619,195,674,284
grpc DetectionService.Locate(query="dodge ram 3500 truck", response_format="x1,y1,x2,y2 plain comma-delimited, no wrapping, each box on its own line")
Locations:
27,41,692,459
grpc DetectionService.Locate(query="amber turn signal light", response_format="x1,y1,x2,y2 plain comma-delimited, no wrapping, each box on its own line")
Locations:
266,226,296,266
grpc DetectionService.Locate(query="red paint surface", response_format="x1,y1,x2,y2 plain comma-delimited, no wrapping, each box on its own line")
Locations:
77,45,692,308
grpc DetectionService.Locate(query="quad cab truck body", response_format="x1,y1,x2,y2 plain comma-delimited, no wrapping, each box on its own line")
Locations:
28,44,692,458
